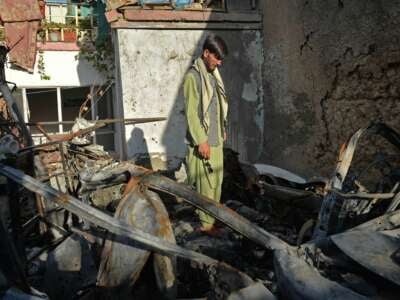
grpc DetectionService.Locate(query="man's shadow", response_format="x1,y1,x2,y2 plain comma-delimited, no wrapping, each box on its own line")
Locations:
128,127,153,170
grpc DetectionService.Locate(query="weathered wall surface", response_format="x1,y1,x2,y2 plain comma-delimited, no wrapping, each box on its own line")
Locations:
114,28,263,169
262,0,400,177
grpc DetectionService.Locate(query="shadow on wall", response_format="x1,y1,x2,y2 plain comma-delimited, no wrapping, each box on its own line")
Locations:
129,127,153,170
117,1,264,172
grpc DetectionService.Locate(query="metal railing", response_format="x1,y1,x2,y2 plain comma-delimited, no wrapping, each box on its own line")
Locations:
41,27,96,43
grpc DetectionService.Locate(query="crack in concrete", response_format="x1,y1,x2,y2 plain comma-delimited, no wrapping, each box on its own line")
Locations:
300,31,315,56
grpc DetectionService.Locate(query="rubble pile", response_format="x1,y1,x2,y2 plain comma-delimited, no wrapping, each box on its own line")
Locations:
0,55,399,299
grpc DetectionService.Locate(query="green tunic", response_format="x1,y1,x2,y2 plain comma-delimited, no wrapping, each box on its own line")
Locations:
183,70,225,228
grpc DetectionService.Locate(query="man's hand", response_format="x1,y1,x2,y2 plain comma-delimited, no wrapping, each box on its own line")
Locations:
224,131,227,142
198,141,210,160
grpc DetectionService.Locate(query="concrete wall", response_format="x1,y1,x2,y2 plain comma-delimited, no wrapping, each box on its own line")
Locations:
262,0,400,177
6,51,105,88
114,28,264,169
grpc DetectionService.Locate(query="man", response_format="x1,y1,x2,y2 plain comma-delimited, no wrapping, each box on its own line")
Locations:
183,34,228,233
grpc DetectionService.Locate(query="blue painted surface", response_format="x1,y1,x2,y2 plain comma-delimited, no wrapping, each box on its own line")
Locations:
174,0,193,6
45,0,68,4
139,0,193,7
139,0,171,4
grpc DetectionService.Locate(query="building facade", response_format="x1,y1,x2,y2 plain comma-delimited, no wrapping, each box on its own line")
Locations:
110,1,264,169
5,0,116,151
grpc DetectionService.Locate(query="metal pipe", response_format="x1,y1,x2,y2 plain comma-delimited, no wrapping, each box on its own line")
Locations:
141,173,289,251
0,117,167,127
0,164,218,265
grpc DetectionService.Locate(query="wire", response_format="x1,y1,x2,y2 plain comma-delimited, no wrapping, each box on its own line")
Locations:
25,86,91,96
82,81,114,118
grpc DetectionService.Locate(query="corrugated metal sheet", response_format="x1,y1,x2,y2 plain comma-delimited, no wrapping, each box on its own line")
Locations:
0,0,42,72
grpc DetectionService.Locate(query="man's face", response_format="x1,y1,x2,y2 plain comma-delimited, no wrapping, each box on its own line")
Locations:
202,49,223,72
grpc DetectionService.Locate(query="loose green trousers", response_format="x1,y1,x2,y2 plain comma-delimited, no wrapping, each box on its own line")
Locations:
186,144,223,228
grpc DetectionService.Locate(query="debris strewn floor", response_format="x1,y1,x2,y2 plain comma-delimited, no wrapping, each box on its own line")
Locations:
0,58,400,299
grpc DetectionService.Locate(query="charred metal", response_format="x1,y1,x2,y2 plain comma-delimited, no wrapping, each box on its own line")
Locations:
0,5,400,300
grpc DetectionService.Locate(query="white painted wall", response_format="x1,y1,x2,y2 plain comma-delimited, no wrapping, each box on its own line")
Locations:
114,28,264,169
5,51,105,88
115,29,202,169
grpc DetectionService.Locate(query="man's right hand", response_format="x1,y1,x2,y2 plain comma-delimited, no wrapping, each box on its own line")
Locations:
198,142,210,160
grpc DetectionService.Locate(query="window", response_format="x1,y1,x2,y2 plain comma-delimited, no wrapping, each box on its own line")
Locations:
27,88,59,134
22,86,115,151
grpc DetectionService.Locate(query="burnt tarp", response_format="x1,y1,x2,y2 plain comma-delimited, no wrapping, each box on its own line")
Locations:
0,0,42,72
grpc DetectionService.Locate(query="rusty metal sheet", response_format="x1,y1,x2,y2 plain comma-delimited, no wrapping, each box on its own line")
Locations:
97,187,156,289
0,0,42,71
145,190,177,299
331,229,400,286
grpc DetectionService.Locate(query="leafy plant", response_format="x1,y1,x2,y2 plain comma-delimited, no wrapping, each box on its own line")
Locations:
38,50,51,80
0,27,5,41
76,34,115,82
41,21,78,30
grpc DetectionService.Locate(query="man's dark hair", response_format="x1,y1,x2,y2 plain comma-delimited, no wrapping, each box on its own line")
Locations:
203,34,228,60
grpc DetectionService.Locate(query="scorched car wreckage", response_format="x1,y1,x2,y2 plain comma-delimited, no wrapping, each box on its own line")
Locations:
0,39,400,298
0,1,400,300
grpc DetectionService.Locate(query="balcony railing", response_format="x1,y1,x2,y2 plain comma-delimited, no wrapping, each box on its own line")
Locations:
42,2,98,42
40,26,96,43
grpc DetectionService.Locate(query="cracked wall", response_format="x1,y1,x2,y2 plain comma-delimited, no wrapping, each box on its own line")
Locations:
114,28,264,169
262,0,400,177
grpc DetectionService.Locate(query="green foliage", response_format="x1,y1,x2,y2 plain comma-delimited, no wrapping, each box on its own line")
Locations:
41,21,78,30
38,50,51,80
76,34,115,82
79,18,93,30
0,27,4,41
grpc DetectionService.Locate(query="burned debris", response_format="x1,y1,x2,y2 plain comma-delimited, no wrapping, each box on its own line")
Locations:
0,55,400,300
